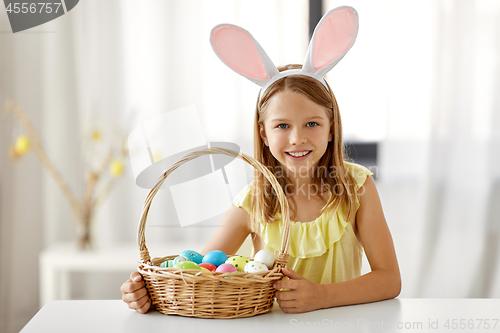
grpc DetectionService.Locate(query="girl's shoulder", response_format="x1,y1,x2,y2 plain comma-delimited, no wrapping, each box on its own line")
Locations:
343,161,374,190
232,183,253,214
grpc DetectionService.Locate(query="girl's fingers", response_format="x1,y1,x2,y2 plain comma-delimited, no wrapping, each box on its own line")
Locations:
137,299,152,314
281,268,304,280
277,298,296,307
122,286,148,303
280,307,299,314
121,280,145,294
130,271,142,281
128,292,150,312
275,290,295,301
121,272,150,313
274,280,295,291
277,301,298,313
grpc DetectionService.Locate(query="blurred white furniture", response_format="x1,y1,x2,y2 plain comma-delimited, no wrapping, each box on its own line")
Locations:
39,239,253,307
22,298,500,333
39,242,140,307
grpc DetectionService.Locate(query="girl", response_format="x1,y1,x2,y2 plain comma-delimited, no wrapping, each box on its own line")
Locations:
121,7,400,314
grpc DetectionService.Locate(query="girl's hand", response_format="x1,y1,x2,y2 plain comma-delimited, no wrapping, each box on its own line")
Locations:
120,272,152,314
274,268,323,313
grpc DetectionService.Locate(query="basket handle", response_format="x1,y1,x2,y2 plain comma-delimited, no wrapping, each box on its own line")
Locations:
138,147,291,268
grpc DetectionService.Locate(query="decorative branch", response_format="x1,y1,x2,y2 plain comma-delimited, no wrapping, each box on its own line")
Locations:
91,135,129,210
3,100,130,249
3,100,80,215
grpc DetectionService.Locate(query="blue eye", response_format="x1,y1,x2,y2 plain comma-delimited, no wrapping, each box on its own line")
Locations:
277,124,289,129
306,122,318,127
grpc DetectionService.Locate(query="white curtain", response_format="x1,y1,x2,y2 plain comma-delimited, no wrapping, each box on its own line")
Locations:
325,0,500,297
418,0,500,298
379,0,500,298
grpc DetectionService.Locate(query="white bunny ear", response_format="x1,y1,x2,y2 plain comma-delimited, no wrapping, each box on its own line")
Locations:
210,24,279,87
302,6,359,77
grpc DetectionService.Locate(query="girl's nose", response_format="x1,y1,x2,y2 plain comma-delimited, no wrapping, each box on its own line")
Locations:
290,128,307,145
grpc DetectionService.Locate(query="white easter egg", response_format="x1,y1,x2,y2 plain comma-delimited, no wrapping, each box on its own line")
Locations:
244,260,269,273
254,249,275,269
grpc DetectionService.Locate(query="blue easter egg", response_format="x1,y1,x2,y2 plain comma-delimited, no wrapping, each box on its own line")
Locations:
179,250,203,264
202,250,228,267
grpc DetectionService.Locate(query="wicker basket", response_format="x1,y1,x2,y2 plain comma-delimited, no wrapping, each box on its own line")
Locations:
137,147,290,319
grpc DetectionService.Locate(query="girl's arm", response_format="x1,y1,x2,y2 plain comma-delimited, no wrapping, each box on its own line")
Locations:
275,175,401,313
201,204,252,256
321,175,401,307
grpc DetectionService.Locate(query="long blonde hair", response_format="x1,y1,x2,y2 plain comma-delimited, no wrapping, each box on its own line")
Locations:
251,64,358,226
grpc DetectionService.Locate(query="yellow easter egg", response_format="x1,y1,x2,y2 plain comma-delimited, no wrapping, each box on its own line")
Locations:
226,255,249,272
110,160,124,177
14,135,31,156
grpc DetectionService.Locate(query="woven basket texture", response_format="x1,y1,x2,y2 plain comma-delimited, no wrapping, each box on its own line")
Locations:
137,147,290,318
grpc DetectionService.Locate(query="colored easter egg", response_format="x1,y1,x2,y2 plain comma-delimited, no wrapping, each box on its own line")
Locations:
199,263,217,271
200,267,210,272
216,263,237,273
244,260,269,273
159,260,173,268
226,256,249,272
179,250,203,264
254,249,275,269
202,250,228,267
173,255,189,265
173,261,202,270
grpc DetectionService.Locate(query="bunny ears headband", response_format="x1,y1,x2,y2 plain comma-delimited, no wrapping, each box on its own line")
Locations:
210,6,359,107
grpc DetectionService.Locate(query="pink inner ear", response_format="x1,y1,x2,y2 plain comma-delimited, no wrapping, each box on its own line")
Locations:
313,8,357,72
212,26,269,81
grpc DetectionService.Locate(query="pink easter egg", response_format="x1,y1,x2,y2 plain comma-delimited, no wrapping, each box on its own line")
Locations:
216,263,237,273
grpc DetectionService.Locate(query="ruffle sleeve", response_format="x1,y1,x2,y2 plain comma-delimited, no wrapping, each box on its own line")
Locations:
344,161,373,190
344,161,373,209
232,183,252,214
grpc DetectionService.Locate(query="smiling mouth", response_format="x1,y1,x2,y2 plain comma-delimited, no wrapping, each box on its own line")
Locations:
286,151,312,157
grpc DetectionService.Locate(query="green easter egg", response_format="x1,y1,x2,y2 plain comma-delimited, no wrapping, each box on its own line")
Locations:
173,261,202,270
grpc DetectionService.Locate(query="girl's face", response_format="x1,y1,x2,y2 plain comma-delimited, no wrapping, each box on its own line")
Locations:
259,91,333,179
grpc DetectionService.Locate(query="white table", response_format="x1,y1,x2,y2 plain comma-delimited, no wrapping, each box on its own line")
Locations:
21,299,500,332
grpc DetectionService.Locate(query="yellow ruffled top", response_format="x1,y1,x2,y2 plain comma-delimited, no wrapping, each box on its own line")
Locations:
233,162,373,284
